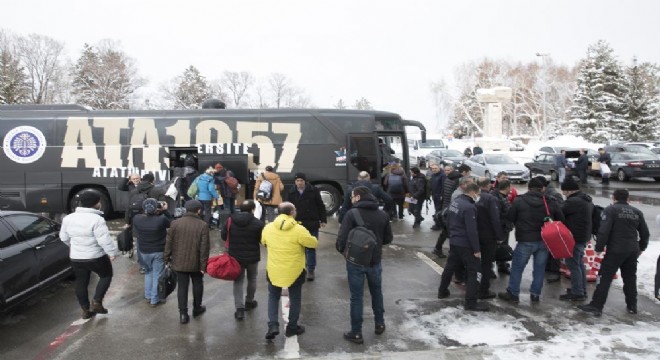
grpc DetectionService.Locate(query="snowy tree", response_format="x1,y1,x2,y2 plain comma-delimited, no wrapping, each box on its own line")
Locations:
334,98,347,109
622,58,659,141
268,73,292,109
16,33,65,104
165,65,210,110
221,71,253,108
569,40,627,143
70,41,144,109
353,97,373,110
0,32,29,104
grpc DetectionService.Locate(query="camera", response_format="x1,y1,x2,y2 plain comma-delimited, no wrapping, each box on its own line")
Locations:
158,201,166,209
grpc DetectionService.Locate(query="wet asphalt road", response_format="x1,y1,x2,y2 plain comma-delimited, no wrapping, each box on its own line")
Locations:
2,177,660,359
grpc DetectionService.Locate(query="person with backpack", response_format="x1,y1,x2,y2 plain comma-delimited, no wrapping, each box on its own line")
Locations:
214,163,239,214
433,164,470,257
124,173,167,225
253,165,284,222
578,189,650,316
181,156,198,201
384,163,409,220
196,167,220,227
287,173,327,281
336,186,393,344
437,183,489,312
559,177,593,302
222,200,265,321
340,171,393,223
132,198,172,307
409,167,427,228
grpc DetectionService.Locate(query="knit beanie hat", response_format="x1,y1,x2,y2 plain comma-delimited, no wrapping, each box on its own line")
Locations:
142,198,159,215
294,172,306,181
561,177,580,191
528,177,544,190
78,191,101,208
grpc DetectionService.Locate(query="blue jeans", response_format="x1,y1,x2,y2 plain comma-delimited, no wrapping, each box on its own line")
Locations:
224,197,236,213
507,241,549,297
558,167,566,183
305,229,319,272
346,261,385,334
566,242,587,296
141,252,165,304
267,271,305,329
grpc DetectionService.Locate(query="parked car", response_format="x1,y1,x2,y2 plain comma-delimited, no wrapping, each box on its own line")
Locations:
525,149,597,181
463,153,530,182
604,145,659,158
0,211,71,312
425,149,466,167
410,137,447,167
651,147,660,155
609,152,660,182
625,142,655,148
509,140,525,151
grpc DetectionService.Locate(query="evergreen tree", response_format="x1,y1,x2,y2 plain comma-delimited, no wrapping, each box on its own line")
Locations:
623,58,659,141
0,47,29,104
173,66,209,109
569,40,626,143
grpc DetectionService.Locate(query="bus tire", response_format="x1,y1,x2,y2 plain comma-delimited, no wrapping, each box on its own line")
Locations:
315,183,341,216
70,188,112,216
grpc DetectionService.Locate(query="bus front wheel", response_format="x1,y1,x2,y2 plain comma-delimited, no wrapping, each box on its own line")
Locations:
70,189,112,216
315,183,341,216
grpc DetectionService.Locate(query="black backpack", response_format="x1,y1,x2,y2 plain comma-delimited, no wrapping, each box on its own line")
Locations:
117,228,133,253
592,204,604,235
387,174,404,193
343,209,378,266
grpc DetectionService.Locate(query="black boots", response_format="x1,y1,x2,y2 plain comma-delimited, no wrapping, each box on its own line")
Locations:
91,299,108,314
180,312,190,324
81,307,96,319
265,324,280,340
234,308,245,320
192,306,206,317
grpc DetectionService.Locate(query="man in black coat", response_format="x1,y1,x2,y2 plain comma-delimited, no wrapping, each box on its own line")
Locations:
575,149,589,185
534,176,563,283
433,164,471,257
409,167,427,228
428,163,446,231
339,171,393,223
336,186,393,344
578,189,650,316
221,200,265,320
437,183,488,311
475,177,504,299
287,172,327,281
498,177,565,303
558,178,593,302
491,180,514,274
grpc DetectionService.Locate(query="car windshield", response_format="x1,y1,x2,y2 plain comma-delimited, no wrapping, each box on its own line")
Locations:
441,150,463,157
419,139,445,148
617,153,656,160
485,154,517,164
625,147,657,156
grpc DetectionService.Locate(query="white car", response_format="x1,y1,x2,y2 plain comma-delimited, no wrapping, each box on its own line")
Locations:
463,153,530,182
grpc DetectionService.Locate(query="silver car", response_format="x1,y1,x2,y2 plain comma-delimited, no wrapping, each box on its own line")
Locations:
463,154,530,182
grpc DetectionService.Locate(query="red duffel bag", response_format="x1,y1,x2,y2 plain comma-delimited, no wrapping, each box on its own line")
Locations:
540,196,575,259
206,217,242,280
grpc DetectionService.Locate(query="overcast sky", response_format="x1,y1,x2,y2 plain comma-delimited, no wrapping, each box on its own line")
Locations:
1,0,659,132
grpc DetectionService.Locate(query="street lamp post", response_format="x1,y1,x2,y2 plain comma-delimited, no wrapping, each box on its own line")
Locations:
536,52,549,140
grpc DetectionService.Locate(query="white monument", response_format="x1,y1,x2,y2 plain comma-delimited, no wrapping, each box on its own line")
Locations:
475,86,512,151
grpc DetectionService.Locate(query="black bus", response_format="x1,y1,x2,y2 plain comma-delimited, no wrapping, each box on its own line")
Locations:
0,104,426,218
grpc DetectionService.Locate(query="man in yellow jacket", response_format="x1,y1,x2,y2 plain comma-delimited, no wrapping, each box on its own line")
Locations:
262,202,318,340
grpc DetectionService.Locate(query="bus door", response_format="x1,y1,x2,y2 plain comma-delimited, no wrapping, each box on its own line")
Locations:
346,133,378,184
197,154,250,201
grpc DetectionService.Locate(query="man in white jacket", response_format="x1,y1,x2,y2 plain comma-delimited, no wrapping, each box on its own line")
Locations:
60,191,119,319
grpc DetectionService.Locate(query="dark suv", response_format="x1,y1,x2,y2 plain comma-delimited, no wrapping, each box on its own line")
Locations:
525,149,598,180
0,211,71,312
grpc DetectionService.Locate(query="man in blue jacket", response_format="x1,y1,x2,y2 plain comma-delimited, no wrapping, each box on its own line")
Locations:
436,183,488,311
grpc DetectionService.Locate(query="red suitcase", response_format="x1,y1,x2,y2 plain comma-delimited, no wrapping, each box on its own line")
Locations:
540,196,575,259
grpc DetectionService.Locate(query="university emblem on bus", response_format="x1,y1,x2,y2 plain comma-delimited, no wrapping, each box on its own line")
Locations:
3,126,47,164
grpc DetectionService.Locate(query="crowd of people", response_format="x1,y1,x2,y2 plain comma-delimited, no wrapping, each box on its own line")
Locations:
57,158,657,347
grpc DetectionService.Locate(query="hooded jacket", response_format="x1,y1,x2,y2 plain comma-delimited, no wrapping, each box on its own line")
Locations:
410,172,426,200
561,191,593,243
336,195,393,266
136,181,167,201
261,214,318,287
447,194,480,251
222,212,265,265
596,202,650,253
60,207,119,260
490,188,514,233
340,179,393,222
440,171,462,209
253,171,285,205
164,213,210,272
384,167,410,198
508,190,565,243
196,173,219,201
287,183,327,232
